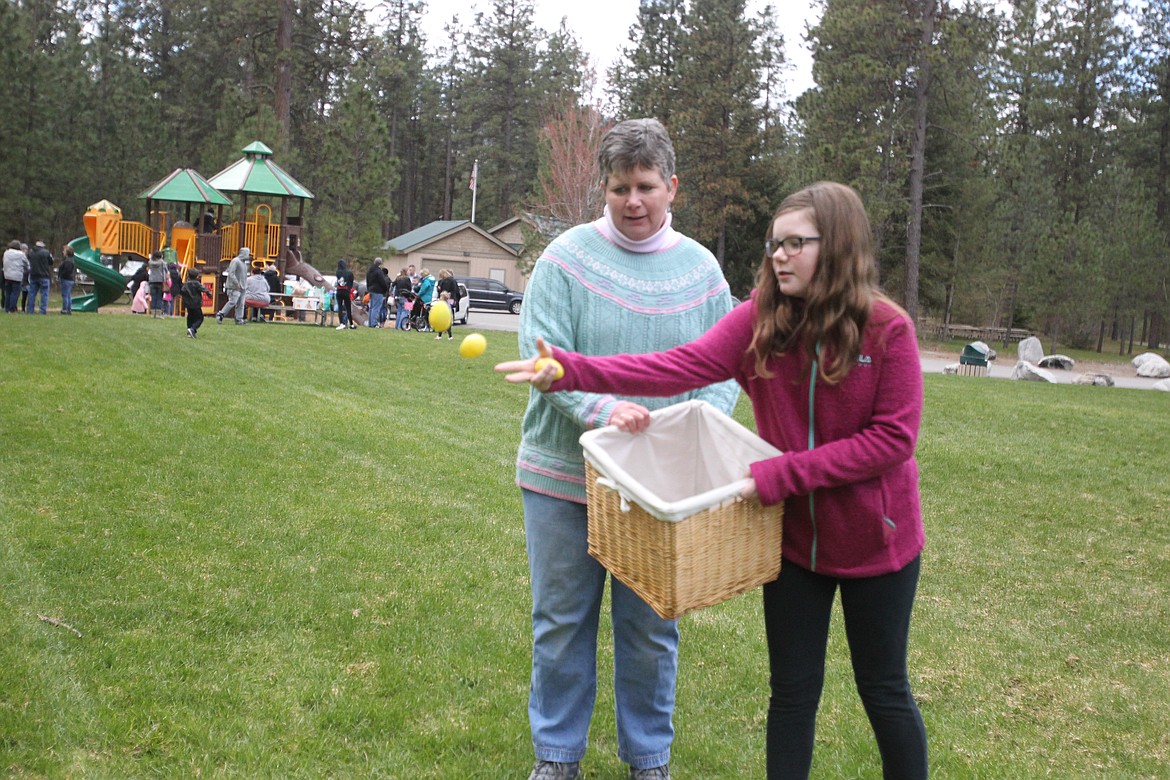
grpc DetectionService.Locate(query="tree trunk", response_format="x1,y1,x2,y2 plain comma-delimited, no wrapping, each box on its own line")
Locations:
904,0,936,325
275,0,294,148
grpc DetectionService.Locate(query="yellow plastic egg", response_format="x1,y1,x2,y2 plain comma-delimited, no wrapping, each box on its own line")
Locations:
459,333,487,358
534,357,564,380
428,300,452,332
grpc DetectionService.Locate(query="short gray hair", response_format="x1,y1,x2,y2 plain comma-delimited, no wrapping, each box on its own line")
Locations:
597,118,676,183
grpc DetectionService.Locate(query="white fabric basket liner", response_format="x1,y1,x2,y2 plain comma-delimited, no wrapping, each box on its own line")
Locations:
580,399,782,523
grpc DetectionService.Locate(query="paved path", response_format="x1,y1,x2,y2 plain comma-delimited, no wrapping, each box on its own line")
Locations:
465,311,1164,391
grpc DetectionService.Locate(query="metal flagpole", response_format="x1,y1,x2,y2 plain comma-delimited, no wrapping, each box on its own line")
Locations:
470,159,479,223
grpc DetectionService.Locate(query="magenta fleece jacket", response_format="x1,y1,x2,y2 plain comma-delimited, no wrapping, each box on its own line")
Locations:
551,297,924,578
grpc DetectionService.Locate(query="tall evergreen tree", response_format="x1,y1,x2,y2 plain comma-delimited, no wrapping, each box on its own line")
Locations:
671,0,773,268
458,0,544,225
797,0,918,281
308,74,396,264
606,0,686,122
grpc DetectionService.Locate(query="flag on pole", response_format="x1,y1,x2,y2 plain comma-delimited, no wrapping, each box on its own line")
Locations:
469,160,478,192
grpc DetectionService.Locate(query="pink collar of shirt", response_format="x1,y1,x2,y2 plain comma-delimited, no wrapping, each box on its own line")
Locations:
594,206,683,254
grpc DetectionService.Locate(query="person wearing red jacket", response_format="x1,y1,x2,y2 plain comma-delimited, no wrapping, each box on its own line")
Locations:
499,181,928,780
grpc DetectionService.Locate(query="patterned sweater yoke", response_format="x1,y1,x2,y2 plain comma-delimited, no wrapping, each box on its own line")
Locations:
515,223,740,504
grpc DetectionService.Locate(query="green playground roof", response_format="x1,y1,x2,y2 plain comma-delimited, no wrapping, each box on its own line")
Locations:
137,168,233,205
207,141,314,199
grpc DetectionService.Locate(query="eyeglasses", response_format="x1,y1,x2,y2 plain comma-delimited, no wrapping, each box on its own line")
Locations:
765,236,821,256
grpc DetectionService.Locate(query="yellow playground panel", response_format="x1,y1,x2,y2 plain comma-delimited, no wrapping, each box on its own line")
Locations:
84,199,162,261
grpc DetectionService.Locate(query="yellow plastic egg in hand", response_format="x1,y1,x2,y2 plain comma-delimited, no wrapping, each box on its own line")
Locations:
459,333,487,358
428,300,452,332
534,357,564,380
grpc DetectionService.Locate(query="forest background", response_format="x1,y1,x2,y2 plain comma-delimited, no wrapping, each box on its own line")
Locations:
2,0,1168,351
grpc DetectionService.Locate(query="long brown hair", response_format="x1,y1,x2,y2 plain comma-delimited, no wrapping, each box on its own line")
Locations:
748,181,883,384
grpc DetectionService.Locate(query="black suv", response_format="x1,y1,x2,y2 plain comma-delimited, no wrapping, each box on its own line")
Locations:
455,277,523,314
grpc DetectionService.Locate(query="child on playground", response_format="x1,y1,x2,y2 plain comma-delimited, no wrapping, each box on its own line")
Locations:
180,271,213,339
497,181,928,779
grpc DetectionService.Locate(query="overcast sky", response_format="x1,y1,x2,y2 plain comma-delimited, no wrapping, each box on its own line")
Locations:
367,0,820,100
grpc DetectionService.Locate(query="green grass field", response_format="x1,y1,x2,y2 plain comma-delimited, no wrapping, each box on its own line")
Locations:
2,313,1167,779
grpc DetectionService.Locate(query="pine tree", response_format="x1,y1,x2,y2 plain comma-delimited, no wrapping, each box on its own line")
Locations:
458,0,544,225
309,74,396,264
670,0,772,268
606,0,686,122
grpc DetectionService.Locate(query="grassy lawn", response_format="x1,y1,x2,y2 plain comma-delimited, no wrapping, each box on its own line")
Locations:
1,312,1167,778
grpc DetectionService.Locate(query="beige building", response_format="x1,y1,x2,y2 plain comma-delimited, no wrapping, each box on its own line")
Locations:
382,218,527,291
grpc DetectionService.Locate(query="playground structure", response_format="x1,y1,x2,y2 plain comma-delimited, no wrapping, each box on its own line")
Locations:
72,141,327,313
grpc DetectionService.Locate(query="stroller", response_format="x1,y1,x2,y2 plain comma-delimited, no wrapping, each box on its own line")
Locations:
402,291,432,332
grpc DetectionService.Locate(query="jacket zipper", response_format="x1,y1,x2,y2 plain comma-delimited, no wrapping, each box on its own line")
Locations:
808,341,820,572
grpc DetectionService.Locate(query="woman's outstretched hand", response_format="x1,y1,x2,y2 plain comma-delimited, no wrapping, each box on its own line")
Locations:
495,337,561,392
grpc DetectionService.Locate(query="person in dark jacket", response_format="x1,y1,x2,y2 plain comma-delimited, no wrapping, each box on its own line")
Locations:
128,263,150,303
26,241,53,315
392,268,413,330
436,268,461,313
180,272,213,338
58,246,77,314
263,264,281,322
365,257,390,328
335,259,356,330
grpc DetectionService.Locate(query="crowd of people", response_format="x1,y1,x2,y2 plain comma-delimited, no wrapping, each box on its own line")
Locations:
3,237,466,340
4,239,79,314
339,259,462,334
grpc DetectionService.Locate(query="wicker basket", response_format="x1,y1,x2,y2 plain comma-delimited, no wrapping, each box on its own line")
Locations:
581,400,783,620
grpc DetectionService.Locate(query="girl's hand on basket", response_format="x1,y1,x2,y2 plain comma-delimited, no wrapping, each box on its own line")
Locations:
496,337,559,391
739,475,758,500
608,401,651,433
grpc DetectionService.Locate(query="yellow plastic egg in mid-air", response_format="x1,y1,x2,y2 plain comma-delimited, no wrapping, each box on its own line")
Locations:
459,333,487,358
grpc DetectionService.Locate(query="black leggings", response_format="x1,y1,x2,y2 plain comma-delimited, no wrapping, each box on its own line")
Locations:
186,308,204,333
764,556,927,780
337,292,352,325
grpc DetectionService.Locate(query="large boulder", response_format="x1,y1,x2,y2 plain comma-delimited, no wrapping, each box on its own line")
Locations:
1011,360,1057,383
1018,336,1044,364
1073,372,1114,387
1135,354,1170,378
1038,354,1075,370
1154,379,1170,392
1132,352,1161,368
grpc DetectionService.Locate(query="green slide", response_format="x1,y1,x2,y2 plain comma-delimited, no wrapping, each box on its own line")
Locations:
68,236,128,312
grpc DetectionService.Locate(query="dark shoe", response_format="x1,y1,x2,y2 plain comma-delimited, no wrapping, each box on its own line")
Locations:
216,313,223,324
187,328,195,338
630,766,670,780
528,761,580,780
349,324,356,329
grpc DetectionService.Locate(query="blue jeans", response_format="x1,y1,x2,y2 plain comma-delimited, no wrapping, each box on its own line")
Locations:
2,279,20,312
367,292,385,328
395,296,409,329
522,489,677,769
26,277,49,314
60,279,74,313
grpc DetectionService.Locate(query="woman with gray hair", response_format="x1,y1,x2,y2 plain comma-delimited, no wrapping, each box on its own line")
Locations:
513,118,739,780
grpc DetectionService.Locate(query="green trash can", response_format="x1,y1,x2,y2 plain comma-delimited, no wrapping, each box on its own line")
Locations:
959,342,989,367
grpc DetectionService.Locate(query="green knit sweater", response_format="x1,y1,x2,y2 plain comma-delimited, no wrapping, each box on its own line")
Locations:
515,222,740,503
